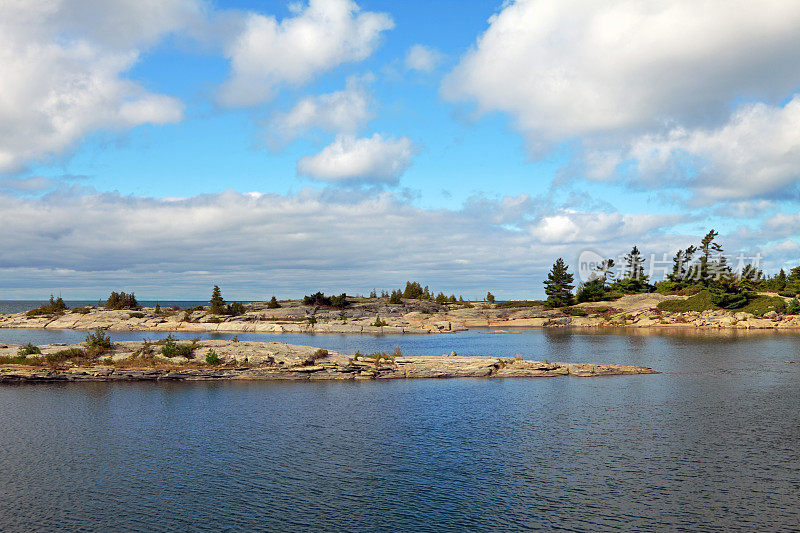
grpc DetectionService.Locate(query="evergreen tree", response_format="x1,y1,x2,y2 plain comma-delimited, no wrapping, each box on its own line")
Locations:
576,275,606,303
623,246,647,281
210,285,226,314
544,258,574,307
266,296,281,309
668,245,697,282
595,258,616,286
698,230,723,284
486,291,495,303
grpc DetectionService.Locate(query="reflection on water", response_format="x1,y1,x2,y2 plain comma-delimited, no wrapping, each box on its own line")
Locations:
0,328,799,531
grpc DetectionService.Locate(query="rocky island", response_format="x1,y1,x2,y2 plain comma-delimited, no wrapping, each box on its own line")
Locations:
0,339,655,383
2,292,799,334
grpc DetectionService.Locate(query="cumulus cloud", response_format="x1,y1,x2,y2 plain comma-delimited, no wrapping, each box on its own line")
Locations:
297,134,416,184
218,0,393,107
404,44,443,73
0,188,695,298
590,96,800,201
0,0,187,173
264,75,374,149
444,0,800,148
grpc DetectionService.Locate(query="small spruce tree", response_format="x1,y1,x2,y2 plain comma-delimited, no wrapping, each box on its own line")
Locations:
544,258,574,308
486,291,495,303
210,285,226,314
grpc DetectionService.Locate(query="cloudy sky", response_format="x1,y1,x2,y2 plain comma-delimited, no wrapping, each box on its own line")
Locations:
2,0,799,300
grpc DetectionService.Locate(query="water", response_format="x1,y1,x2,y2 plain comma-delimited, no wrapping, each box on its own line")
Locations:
0,329,799,531
0,300,208,314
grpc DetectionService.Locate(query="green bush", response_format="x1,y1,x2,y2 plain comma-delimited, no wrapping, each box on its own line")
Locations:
657,290,719,312
311,348,329,361
485,292,495,303
71,307,91,314
372,315,388,327
266,296,281,309
226,301,246,316
0,354,40,365
740,296,786,317
85,328,112,356
128,312,145,319
389,290,403,304
18,343,41,356
562,307,588,316
787,298,800,315
104,291,139,310
45,348,86,364
160,335,199,359
26,295,68,317
575,277,607,303
205,349,221,365
496,301,544,308
307,316,317,325
655,281,685,295
206,316,221,323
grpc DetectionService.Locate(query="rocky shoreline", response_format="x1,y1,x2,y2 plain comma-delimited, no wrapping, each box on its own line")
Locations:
0,340,655,383
2,293,799,334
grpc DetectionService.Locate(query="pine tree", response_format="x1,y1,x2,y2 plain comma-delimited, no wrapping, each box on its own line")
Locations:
668,245,696,282
544,258,574,308
698,230,723,284
267,296,281,309
486,291,495,303
210,285,226,314
623,246,647,281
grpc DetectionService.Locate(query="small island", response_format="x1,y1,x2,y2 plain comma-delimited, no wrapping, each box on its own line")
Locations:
0,334,655,383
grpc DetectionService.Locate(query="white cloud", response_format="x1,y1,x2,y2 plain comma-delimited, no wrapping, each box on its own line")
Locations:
404,44,443,73
0,0,187,173
593,96,800,201
218,0,393,107
297,134,416,184
443,0,800,152
265,75,374,149
534,211,681,244
0,188,691,298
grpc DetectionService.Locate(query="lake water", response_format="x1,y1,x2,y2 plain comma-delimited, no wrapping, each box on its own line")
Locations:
0,327,798,531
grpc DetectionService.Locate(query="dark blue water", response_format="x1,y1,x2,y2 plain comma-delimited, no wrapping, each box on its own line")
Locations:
0,329,799,531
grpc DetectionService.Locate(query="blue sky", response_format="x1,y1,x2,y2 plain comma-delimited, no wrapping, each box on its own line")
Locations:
1,0,799,299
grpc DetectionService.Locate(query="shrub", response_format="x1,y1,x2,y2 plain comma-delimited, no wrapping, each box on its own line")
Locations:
657,291,719,312
307,316,317,325
329,294,349,308
740,296,786,317
655,281,685,295
26,295,68,317
85,328,112,356
71,307,91,314
486,292,495,303
562,307,588,316
339,311,347,322
389,290,403,304
709,285,750,309
182,311,193,322
205,349,221,365
266,296,281,309
575,277,607,303
129,312,145,319
372,315,388,327
45,348,86,364
496,301,544,308
303,292,331,306
18,343,41,356
787,298,800,315
206,316,221,323
0,354,41,365
226,301,246,316
104,291,139,310
160,335,199,359
311,348,329,361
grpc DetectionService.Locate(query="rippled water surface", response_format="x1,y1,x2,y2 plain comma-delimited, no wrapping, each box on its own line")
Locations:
1,328,799,531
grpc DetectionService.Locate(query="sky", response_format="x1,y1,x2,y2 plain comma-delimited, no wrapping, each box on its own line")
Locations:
1,0,799,300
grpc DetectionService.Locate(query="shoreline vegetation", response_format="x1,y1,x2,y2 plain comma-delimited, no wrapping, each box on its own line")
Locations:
2,229,799,334
0,339,655,383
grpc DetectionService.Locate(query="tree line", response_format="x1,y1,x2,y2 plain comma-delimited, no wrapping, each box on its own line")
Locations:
544,229,800,309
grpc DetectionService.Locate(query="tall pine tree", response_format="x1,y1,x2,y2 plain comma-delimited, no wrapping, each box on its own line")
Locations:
210,285,226,314
544,258,574,308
